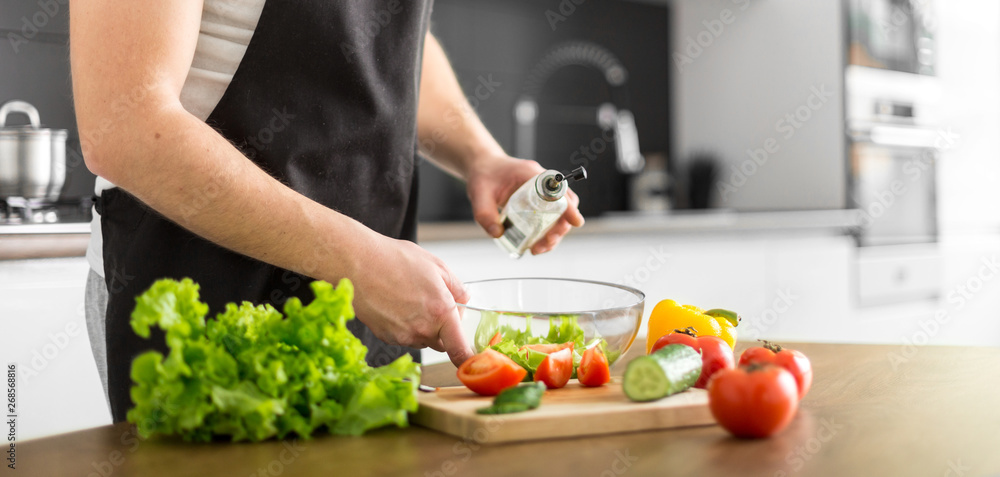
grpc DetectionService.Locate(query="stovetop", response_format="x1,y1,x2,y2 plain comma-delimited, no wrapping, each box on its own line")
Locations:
0,197,93,228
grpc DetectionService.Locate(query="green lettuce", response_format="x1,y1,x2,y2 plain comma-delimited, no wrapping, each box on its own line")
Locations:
126,278,419,442
474,311,610,378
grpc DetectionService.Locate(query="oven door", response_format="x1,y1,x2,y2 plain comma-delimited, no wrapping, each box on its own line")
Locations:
849,0,936,75
850,125,938,246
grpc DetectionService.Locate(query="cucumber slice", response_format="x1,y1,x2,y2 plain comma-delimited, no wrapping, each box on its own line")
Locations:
623,344,702,402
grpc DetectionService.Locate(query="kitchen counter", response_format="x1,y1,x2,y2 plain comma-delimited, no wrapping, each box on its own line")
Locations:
417,209,862,242
0,209,861,260
18,342,1000,476
0,222,90,260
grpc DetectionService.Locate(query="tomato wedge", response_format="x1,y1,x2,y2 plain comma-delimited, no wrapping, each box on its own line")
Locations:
457,349,528,396
577,346,610,387
487,331,503,347
534,347,573,389
520,342,574,355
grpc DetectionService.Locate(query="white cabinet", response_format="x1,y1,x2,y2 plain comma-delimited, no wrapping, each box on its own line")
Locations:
756,236,854,343
422,231,855,364
0,257,112,440
935,235,1000,346
9,229,996,441
849,236,1000,348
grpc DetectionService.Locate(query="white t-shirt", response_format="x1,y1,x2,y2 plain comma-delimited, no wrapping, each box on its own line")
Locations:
87,0,266,277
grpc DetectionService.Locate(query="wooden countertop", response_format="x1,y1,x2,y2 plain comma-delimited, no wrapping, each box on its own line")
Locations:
18,343,1000,476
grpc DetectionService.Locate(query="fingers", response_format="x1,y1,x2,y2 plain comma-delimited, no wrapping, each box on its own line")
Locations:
440,265,470,305
470,186,504,238
564,190,585,227
426,338,446,353
547,220,573,242
531,229,565,255
438,309,475,367
531,189,583,255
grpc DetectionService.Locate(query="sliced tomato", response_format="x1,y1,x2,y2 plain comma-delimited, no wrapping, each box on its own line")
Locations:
487,331,503,347
577,346,610,387
520,342,574,355
534,347,573,389
457,349,528,396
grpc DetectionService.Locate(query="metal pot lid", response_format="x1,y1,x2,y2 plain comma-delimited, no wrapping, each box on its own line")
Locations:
0,100,68,137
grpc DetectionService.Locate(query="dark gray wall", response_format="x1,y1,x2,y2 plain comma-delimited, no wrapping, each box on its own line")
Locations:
2,0,674,215
421,0,672,221
1,0,94,201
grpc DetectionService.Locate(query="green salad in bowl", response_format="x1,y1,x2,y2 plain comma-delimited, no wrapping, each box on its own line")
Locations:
462,278,645,378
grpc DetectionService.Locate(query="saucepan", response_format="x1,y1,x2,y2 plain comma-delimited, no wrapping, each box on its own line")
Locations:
0,100,67,201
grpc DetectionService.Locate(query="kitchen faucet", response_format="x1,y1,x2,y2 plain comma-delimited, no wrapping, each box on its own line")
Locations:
513,41,644,174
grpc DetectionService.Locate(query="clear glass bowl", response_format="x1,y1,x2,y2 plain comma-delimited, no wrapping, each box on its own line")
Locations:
460,278,645,366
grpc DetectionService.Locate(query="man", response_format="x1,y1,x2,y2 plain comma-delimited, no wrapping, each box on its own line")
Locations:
71,0,583,423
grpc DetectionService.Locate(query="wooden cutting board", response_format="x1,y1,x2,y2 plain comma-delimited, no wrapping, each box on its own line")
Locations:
411,378,715,443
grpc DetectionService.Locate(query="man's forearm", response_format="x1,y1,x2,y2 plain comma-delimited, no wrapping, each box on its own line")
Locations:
90,105,374,284
416,34,505,179
71,0,376,286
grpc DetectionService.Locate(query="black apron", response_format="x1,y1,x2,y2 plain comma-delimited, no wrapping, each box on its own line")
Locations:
98,0,433,423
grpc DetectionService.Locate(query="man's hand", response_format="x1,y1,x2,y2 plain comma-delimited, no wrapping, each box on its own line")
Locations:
350,234,474,367
467,155,585,255
415,35,584,255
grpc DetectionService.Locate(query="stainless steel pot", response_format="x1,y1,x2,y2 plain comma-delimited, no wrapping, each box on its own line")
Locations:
0,100,67,201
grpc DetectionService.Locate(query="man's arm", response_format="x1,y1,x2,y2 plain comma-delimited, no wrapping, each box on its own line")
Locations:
417,34,584,254
70,1,473,365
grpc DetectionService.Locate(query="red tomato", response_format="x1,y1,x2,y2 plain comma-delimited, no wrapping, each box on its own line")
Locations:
457,349,528,396
534,347,573,389
738,341,813,399
577,346,611,387
521,342,574,355
487,331,502,347
707,365,799,438
651,329,735,389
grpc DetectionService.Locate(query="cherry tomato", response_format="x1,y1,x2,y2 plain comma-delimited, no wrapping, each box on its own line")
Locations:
651,328,735,389
487,331,503,347
534,347,573,389
577,346,611,387
520,342,574,355
738,341,813,399
457,349,528,396
707,364,799,438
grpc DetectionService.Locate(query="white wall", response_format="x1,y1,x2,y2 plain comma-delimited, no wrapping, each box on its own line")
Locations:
934,0,1000,234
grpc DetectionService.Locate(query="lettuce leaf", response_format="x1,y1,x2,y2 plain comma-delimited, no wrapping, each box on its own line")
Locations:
478,312,609,379
126,278,419,442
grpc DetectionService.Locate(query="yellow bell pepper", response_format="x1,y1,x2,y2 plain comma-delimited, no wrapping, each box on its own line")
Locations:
645,299,739,352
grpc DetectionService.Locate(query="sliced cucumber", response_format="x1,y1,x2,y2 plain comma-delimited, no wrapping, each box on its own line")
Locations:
623,344,702,402
476,382,546,415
